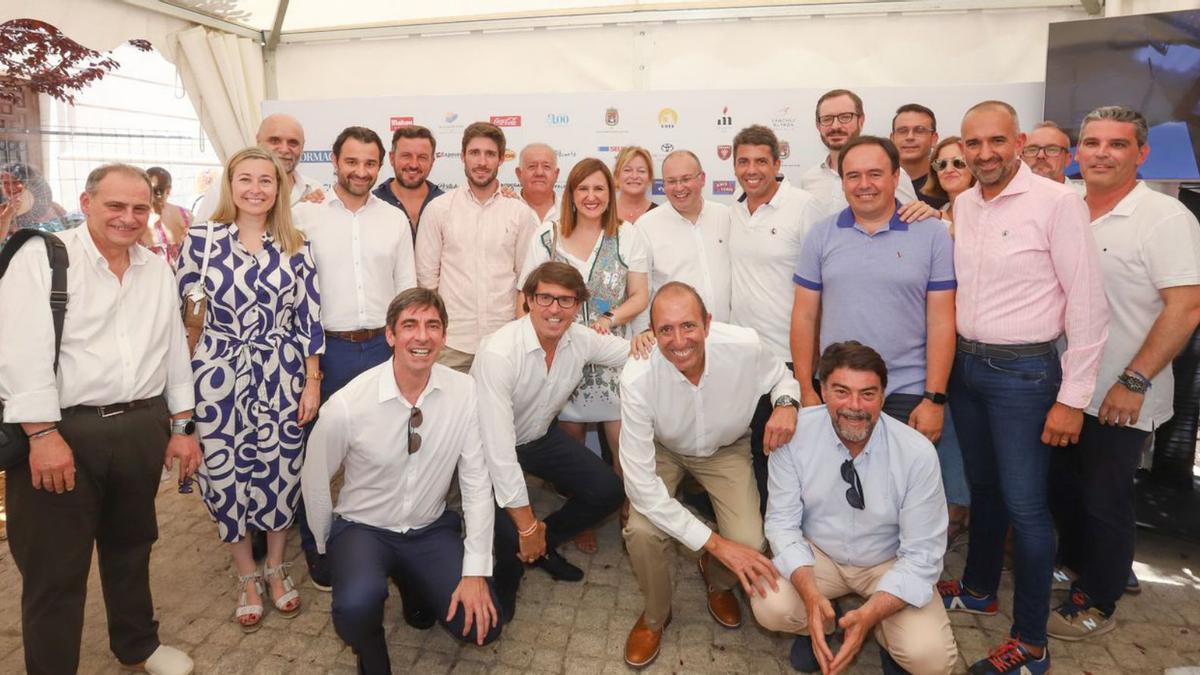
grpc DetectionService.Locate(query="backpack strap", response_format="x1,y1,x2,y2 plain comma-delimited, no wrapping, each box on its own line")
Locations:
0,230,70,373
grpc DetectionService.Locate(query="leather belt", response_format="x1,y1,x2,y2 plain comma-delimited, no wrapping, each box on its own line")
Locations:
956,336,1056,361
62,396,162,418
326,327,386,343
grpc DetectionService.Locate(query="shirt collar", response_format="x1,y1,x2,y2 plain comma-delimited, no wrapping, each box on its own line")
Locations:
518,314,573,356
327,190,383,214
80,225,149,269
376,359,445,406
835,200,908,232
963,160,1035,205
736,176,787,205
1103,182,1151,219
463,184,503,207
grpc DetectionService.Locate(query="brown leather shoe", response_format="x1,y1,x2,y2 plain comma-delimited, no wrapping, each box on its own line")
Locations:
625,613,671,669
698,554,742,628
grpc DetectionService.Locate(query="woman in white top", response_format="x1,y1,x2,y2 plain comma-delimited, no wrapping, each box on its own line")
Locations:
613,147,659,224
519,157,650,552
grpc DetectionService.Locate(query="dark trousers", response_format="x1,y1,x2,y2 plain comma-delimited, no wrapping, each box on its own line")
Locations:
493,425,624,591
298,333,393,553
950,349,1060,647
749,362,795,516
7,398,169,674
1050,414,1149,612
329,512,503,674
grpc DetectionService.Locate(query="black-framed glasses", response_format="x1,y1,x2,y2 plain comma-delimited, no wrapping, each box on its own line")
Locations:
532,293,579,309
408,406,423,455
817,112,860,127
840,459,865,510
932,157,968,172
1021,144,1068,158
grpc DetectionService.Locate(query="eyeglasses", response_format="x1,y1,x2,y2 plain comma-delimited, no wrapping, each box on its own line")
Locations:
893,126,934,137
662,174,700,188
408,406,423,455
840,459,865,510
932,157,968,172
817,112,860,127
532,293,579,309
1021,145,1068,158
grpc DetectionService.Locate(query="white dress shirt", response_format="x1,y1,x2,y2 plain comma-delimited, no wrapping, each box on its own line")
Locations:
798,158,918,218
634,200,732,331
472,316,630,509
730,178,823,360
293,193,416,332
0,226,194,421
193,170,324,223
302,361,495,576
618,322,801,551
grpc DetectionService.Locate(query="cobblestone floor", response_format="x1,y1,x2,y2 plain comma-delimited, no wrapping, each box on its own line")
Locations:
1,479,1200,674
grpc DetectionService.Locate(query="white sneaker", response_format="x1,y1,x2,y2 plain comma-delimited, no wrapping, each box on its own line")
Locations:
139,645,194,675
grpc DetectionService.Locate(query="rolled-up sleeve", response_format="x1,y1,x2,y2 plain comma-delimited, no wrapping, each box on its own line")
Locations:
471,351,530,509
874,446,948,608
759,339,801,402
0,239,60,422
765,441,815,577
1051,194,1109,409
457,386,496,577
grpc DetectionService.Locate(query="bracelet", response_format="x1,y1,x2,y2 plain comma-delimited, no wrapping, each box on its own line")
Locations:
28,425,58,440
1124,368,1151,386
518,521,539,537
306,371,324,381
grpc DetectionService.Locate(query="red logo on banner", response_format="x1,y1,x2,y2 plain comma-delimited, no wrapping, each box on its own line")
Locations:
717,145,732,161
390,116,415,130
490,115,522,127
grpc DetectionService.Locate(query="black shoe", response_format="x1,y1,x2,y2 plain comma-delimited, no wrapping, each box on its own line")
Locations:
250,529,267,562
532,549,584,582
305,548,332,591
879,644,910,674
496,581,518,624
392,576,436,630
790,634,818,673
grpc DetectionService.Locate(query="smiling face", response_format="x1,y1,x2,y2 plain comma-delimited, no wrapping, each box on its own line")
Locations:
734,143,780,203
651,288,711,383
934,143,973,196
528,280,581,345
816,94,864,152
618,154,651,197
229,157,279,218
962,107,1025,190
334,137,382,198
572,170,610,222
463,136,501,189
661,153,705,214
1023,125,1072,182
256,115,305,175
841,143,899,221
1076,119,1148,193
821,366,884,445
391,137,435,189
890,111,938,168
79,170,153,256
516,145,559,198
386,303,446,374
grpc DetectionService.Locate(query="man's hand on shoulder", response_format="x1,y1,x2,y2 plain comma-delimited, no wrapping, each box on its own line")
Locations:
300,186,326,204
630,329,656,360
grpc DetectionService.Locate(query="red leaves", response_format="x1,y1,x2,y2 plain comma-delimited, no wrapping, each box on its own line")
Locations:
0,19,153,105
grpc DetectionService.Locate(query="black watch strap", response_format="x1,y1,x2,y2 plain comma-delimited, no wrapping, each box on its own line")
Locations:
923,391,947,405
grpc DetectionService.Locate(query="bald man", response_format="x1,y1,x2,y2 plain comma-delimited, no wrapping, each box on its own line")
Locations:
516,143,560,225
194,113,326,222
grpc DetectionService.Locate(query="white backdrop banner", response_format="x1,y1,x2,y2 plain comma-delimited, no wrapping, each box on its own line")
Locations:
264,83,1043,203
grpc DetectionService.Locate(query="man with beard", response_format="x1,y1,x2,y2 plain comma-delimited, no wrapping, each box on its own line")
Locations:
195,113,325,221
516,143,560,226
293,126,417,590
415,121,540,372
752,341,957,675
890,103,947,209
1022,121,1083,194
373,125,444,241
938,100,1108,675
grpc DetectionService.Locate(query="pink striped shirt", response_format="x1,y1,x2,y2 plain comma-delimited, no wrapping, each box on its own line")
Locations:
954,162,1108,409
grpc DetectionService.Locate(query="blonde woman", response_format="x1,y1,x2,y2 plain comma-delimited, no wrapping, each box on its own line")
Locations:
613,146,658,224
176,146,325,631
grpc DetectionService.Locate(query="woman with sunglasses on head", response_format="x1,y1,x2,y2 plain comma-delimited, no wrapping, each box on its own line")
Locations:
613,147,659,224
176,146,325,633
923,136,977,229
141,167,192,266
518,158,650,553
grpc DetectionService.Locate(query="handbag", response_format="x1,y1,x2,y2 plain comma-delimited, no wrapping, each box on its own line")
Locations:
181,220,214,355
0,230,70,470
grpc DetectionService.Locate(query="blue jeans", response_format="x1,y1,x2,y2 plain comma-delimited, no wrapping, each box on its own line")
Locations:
328,512,503,673
950,349,1060,647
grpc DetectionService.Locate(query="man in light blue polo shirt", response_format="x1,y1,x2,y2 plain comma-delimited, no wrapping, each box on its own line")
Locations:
790,136,962,513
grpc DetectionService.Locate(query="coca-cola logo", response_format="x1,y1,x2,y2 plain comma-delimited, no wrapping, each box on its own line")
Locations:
490,115,522,127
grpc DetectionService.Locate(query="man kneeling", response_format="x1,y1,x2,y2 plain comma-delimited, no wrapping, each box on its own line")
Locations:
304,288,502,673
752,341,957,675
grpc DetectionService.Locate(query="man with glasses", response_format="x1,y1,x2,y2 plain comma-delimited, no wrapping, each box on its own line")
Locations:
620,282,799,668
752,341,956,675
1022,121,1082,193
303,288,503,673
890,103,948,209
473,261,631,618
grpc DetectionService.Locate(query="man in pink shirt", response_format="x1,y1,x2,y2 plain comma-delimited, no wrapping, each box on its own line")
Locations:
937,101,1108,675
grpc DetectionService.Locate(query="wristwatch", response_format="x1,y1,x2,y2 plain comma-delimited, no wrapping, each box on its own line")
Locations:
923,391,948,405
774,395,800,409
170,418,197,436
1117,371,1150,394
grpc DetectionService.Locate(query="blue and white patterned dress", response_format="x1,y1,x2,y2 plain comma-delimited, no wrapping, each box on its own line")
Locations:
176,222,325,543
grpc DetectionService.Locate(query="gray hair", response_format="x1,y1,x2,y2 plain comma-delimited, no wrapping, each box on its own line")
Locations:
84,163,152,196
1080,106,1149,147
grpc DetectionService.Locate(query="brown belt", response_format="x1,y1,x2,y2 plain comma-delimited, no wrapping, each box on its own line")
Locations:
62,396,162,418
326,327,387,343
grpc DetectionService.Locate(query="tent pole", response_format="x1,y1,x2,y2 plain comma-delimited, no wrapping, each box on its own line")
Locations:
264,0,290,99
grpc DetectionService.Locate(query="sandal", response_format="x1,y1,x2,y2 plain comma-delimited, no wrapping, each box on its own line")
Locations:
574,528,599,554
235,571,265,633
264,562,302,618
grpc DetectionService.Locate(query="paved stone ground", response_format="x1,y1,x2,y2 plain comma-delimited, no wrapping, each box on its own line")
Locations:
1,479,1200,674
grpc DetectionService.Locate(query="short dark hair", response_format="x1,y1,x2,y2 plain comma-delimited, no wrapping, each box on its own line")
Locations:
892,103,937,132
521,261,590,312
818,340,888,392
815,89,864,120
146,166,172,190
462,122,506,158
732,124,780,162
649,281,709,330
837,135,900,177
386,287,448,331
333,126,385,161
391,125,437,154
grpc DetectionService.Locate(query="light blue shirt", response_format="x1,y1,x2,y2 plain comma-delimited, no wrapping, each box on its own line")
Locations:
766,407,948,608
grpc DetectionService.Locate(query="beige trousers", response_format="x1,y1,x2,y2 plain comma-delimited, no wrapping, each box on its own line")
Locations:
623,434,764,629
751,543,957,675
437,345,475,373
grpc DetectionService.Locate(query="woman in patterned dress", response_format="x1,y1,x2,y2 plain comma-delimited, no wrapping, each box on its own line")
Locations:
177,146,324,631
519,157,650,552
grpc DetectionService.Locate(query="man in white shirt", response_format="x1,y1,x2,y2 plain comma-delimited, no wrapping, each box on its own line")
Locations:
303,289,502,674
635,150,732,331
194,113,325,222
0,164,201,675
620,282,800,668
516,142,560,226
473,261,629,617
416,122,541,372
1048,106,1200,641
293,125,417,591
728,124,822,514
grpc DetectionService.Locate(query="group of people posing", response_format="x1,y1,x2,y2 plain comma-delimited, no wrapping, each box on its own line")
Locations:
0,87,1198,675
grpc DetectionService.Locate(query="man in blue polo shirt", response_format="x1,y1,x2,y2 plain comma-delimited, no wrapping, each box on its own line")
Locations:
790,135,956,444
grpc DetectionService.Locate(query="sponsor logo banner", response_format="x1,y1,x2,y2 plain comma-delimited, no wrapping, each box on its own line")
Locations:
658,108,678,128
490,115,522,127
712,180,736,195
605,107,619,126
652,179,665,196
716,106,732,127
301,150,333,163
717,145,732,160
546,113,570,126
390,116,415,129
